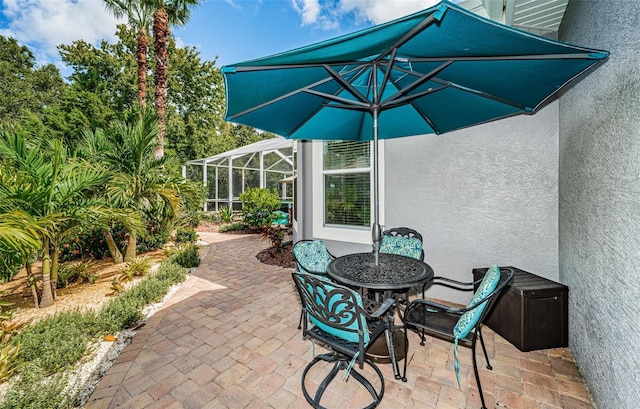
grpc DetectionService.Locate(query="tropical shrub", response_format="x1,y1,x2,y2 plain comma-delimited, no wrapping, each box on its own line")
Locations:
175,226,197,243
0,344,20,383
58,227,114,262
239,188,280,229
167,243,200,269
120,256,153,282
56,260,92,288
217,206,234,223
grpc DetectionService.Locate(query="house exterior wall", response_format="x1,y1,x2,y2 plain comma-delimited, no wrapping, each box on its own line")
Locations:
296,103,561,304
558,1,640,407
385,104,560,301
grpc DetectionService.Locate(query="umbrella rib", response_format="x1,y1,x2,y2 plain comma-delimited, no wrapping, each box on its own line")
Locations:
303,88,370,109
227,74,353,120
429,77,528,110
406,52,600,63
322,103,370,112
381,85,448,110
374,12,439,64
381,61,453,106
323,64,370,104
405,99,441,135
376,48,398,103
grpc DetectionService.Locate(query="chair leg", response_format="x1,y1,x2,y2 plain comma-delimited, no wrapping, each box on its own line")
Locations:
471,339,488,409
301,353,384,409
477,328,492,370
419,328,426,346
298,309,303,330
401,328,409,382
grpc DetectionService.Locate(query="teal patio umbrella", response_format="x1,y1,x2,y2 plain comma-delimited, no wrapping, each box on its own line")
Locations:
221,0,608,263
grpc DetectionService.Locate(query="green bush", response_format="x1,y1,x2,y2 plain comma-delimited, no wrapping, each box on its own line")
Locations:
120,256,153,282
0,363,74,409
57,260,92,288
239,188,280,229
218,222,250,232
97,261,187,334
154,261,188,284
167,243,200,269
176,226,198,243
57,227,115,262
14,311,96,374
137,216,172,253
217,206,234,223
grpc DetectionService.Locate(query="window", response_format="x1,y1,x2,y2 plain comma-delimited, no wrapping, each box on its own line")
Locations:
312,140,384,244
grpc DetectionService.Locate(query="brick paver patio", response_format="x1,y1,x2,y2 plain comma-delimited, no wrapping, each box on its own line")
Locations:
84,232,594,409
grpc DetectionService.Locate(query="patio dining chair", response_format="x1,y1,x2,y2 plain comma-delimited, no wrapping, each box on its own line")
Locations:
403,265,514,409
292,271,396,409
375,227,425,305
380,227,424,260
293,239,335,329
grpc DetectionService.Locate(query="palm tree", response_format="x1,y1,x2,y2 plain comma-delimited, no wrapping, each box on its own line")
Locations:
82,111,192,261
145,0,200,159
0,130,111,307
103,0,154,107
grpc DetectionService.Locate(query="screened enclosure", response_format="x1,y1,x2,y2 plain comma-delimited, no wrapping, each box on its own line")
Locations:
183,138,295,211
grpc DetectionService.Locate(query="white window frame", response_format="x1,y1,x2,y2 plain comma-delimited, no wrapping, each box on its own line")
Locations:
312,140,385,244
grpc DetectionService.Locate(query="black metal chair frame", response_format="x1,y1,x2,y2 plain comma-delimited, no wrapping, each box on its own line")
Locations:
292,272,396,409
403,267,514,409
375,227,425,317
293,239,336,329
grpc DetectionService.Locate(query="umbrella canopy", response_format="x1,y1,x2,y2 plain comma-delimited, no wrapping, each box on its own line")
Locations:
221,0,608,260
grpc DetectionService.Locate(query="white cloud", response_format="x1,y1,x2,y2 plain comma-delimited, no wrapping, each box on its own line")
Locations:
338,0,440,24
291,0,339,30
291,0,320,25
0,0,123,66
290,0,440,29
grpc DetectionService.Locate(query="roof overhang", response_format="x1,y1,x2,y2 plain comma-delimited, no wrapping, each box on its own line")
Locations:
460,0,569,36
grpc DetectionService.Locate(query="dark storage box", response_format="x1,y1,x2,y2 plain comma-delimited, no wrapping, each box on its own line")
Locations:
473,266,568,352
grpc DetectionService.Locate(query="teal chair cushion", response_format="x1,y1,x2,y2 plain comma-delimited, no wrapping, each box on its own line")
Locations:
293,240,332,274
452,265,501,386
380,235,423,260
453,265,501,339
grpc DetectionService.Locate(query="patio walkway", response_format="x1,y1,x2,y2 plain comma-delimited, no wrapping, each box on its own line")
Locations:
84,232,594,409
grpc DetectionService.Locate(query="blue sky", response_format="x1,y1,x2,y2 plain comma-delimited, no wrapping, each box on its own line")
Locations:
0,0,440,74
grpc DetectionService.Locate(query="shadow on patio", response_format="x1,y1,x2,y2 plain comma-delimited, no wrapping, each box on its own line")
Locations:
84,232,593,409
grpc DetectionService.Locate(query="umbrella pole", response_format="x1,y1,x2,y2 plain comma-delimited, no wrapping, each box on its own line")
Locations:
372,105,381,266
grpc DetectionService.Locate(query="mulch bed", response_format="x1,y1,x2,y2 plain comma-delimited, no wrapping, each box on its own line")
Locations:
255,242,295,268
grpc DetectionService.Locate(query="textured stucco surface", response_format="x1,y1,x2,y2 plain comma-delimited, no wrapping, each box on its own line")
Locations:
384,105,559,302
558,1,640,408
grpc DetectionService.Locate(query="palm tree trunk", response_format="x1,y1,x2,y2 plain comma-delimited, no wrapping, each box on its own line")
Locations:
39,238,55,308
153,6,170,160
25,259,39,309
51,246,59,301
104,230,124,264
124,232,137,262
137,29,148,108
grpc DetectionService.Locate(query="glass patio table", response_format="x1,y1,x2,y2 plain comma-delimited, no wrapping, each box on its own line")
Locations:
326,252,434,381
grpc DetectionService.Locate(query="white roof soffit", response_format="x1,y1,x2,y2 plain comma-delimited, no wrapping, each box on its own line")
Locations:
460,0,569,35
